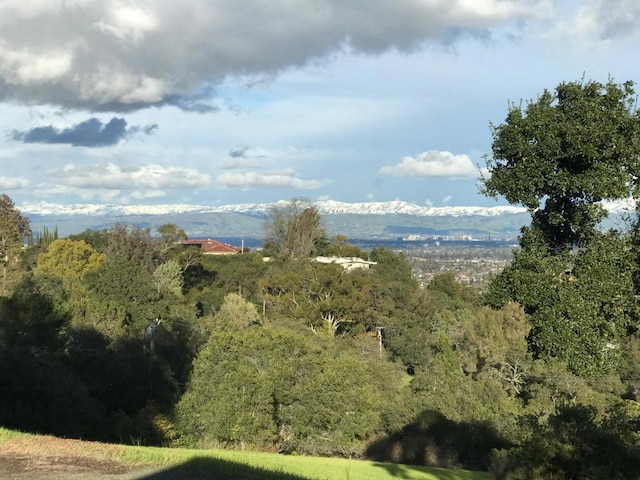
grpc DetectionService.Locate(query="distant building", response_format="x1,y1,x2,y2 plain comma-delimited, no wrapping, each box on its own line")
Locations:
180,239,244,255
314,256,377,271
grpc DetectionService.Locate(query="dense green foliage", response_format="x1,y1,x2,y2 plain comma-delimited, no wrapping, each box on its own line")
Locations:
2,205,536,470
483,79,640,252
484,80,640,375
176,323,396,456
3,79,640,477
0,194,31,296
263,197,325,260
480,79,640,476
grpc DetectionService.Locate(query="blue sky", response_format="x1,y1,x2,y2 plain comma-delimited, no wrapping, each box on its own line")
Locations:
1,0,639,208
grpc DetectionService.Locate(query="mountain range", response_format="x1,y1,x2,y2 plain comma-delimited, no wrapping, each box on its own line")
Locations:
21,199,528,218
19,199,635,240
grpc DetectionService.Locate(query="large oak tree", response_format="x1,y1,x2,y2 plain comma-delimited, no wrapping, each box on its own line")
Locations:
483,79,640,376
483,79,640,252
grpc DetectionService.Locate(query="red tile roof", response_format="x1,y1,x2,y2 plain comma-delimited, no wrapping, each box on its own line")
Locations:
180,239,243,254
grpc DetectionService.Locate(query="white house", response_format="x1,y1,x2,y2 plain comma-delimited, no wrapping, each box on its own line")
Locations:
314,256,377,271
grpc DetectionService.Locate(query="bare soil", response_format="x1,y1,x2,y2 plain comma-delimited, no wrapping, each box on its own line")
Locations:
0,435,160,479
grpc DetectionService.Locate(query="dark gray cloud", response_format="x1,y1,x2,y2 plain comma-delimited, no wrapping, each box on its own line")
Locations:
229,146,249,158
12,117,158,147
0,1,549,113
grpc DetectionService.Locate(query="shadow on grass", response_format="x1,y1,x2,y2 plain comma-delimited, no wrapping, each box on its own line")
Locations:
134,456,310,480
365,410,508,473
371,462,486,480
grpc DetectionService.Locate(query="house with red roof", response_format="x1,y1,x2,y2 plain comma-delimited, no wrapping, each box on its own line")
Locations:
180,239,245,255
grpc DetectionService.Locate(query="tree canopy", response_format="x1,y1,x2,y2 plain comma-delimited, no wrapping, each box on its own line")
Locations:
483,79,640,252
263,198,324,260
0,194,31,296
483,79,640,376
4,76,640,476
34,239,106,286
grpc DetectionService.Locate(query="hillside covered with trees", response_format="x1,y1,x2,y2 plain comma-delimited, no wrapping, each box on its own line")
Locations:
3,79,640,478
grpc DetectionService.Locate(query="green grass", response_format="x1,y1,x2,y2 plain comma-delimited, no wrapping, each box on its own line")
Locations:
0,427,29,441
116,445,489,480
0,427,489,480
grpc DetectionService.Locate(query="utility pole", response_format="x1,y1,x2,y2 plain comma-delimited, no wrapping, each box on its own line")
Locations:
375,326,384,358
145,317,160,395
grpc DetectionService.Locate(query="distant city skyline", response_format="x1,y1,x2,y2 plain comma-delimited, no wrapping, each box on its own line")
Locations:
1,1,639,209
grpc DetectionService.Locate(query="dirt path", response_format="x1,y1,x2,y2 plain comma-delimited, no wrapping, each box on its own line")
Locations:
0,434,295,479
0,436,160,479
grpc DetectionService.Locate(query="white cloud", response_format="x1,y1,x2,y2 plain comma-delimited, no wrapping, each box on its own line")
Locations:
442,195,453,204
95,3,159,44
51,163,211,190
0,176,29,189
215,171,328,190
0,0,93,18
0,0,550,111
78,70,169,105
0,47,72,83
563,0,640,40
32,184,123,203
379,150,483,178
450,0,553,24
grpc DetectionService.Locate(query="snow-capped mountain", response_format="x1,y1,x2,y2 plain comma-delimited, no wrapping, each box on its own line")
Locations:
21,199,633,239
20,200,528,218
315,200,526,217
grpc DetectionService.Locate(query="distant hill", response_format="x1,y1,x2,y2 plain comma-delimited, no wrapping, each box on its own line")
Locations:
21,200,535,240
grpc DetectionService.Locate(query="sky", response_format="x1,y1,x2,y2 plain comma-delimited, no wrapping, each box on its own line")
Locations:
1,0,639,209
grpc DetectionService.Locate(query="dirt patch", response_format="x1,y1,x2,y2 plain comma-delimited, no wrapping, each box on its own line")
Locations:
0,435,157,480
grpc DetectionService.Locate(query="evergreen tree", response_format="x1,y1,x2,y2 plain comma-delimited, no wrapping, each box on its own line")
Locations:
0,194,31,296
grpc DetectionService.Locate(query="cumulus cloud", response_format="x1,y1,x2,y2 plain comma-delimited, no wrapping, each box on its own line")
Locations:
51,163,211,190
564,0,640,40
94,4,159,44
0,0,549,112
12,117,157,147
0,176,29,189
36,185,123,203
380,150,484,178
216,171,328,189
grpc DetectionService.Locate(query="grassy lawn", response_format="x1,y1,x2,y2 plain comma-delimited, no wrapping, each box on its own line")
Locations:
0,427,489,480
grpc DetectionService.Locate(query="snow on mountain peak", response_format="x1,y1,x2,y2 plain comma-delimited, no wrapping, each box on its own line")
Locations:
19,200,529,218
